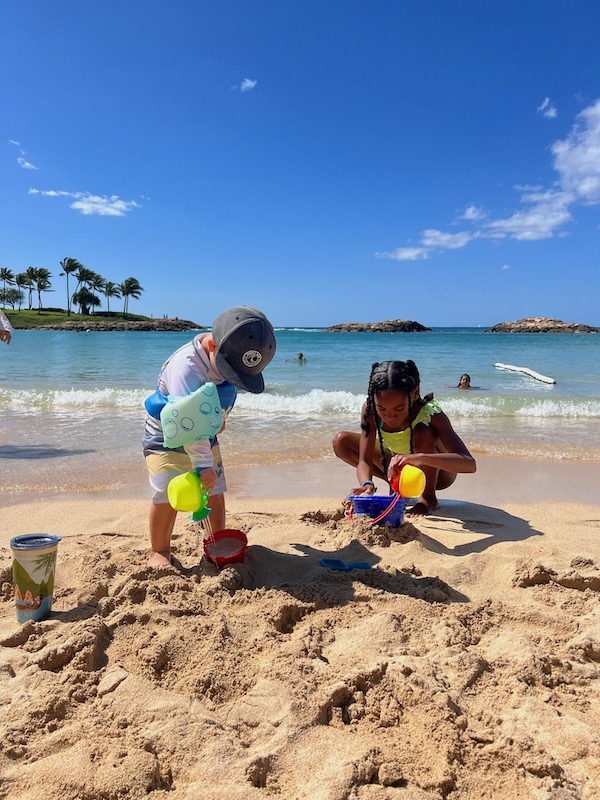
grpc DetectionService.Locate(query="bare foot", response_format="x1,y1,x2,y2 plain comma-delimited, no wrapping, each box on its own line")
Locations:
406,497,439,518
148,549,172,567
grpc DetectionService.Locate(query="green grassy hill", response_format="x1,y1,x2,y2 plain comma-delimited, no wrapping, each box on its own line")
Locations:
2,309,201,331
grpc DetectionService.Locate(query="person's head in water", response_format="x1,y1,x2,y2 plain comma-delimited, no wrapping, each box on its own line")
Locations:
457,373,471,389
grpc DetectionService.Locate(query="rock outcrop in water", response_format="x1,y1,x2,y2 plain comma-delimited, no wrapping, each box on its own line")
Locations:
325,319,431,333
39,318,202,332
489,317,598,333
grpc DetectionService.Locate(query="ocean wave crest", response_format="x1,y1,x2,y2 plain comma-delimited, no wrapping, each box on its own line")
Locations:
0,387,150,413
1,387,598,420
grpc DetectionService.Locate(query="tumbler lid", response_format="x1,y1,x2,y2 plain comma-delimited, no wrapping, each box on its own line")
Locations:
10,534,61,550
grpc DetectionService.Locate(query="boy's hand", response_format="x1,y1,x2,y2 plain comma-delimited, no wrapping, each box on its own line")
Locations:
198,468,218,492
0,330,11,345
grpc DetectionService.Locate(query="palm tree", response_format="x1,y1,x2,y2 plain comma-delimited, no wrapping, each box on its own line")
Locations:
120,277,144,314
103,281,121,313
86,273,106,314
59,258,81,316
72,265,96,296
72,287,100,316
0,287,23,309
0,268,15,306
32,268,53,313
25,267,37,310
14,273,28,311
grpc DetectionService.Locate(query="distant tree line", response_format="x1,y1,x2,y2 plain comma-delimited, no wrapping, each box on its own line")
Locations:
0,258,144,316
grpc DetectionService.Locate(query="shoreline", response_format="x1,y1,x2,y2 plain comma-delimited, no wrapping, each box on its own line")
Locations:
1,452,599,507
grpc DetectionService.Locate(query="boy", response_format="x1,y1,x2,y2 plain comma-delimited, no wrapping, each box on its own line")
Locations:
143,305,276,566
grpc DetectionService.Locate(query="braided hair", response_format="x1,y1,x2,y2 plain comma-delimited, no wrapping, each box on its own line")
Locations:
361,360,427,475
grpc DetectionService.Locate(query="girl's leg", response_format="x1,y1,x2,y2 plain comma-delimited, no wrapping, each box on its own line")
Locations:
408,428,456,516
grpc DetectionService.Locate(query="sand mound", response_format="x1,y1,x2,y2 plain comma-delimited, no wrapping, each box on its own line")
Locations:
1,498,599,799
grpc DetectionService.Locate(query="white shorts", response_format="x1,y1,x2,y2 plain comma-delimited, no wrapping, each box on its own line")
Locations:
145,441,226,504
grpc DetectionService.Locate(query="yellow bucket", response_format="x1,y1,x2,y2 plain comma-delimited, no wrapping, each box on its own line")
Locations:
396,465,426,498
167,472,203,512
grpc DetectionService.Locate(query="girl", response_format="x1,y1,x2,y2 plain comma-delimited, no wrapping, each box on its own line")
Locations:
332,360,476,516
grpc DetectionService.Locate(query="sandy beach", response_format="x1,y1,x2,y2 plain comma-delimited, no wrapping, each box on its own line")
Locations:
1,455,599,799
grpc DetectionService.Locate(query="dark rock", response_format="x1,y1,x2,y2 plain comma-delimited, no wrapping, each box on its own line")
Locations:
39,319,203,332
325,319,432,333
489,317,598,334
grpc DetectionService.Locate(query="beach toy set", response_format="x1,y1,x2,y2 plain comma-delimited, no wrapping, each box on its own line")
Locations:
167,472,248,568
390,464,426,498
167,471,212,521
10,534,61,623
203,530,248,568
348,465,426,527
319,558,372,571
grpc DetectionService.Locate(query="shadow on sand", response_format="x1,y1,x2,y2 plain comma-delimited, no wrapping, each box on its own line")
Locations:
0,444,96,459
418,499,543,557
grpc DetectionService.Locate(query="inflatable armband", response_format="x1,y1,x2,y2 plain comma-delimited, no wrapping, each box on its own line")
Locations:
217,381,237,417
145,389,168,420
160,382,223,449
145,382,237,422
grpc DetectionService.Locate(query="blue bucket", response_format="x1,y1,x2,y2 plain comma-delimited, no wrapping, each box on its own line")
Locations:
348,494,408,527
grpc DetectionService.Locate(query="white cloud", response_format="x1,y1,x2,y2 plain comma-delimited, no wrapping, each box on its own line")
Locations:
17,156,39,170
240,78,258,92
460,204,485,221
376,98,600,261
29,188,141,216
551,99,600,203
537,97,557,119
500,264,511,270
9,138,40,169
484,188,573,241
375,247,429,261
421,229,474,249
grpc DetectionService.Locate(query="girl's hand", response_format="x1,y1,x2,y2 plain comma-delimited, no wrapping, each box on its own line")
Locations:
387,454,420,485
352,483,376,496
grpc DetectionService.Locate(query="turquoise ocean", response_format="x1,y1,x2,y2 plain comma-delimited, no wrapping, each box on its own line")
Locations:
1,327,599,497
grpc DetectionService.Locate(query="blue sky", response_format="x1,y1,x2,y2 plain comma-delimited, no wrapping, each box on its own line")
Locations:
2,0,600,327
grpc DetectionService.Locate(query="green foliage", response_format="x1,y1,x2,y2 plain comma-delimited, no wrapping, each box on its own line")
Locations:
0,287,24,309
2,309,149,329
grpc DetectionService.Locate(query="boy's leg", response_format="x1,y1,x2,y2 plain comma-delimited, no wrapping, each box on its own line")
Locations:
203,492,225,534
202,439,227,534
149,503,178,566
146,451,193,565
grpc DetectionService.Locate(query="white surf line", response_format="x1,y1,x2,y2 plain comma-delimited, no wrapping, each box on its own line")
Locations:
494,363,556,384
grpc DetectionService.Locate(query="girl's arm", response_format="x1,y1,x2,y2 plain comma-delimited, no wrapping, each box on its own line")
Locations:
356,403,377,494
388,412,476,481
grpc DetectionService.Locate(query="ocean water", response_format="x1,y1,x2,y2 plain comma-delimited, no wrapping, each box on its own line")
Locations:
1,327,599,496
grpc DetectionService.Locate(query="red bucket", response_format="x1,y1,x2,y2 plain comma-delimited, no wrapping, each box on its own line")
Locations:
203,529,248,569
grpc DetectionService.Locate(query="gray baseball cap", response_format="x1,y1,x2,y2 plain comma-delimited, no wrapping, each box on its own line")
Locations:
211,306,276,394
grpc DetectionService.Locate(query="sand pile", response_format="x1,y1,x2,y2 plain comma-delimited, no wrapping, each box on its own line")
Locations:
1,494,599,800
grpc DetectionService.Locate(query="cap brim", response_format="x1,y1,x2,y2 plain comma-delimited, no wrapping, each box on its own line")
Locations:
215,352,265,394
